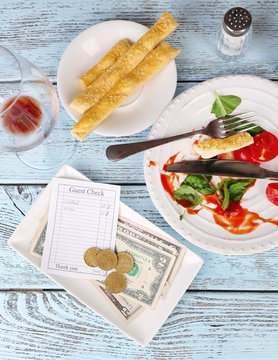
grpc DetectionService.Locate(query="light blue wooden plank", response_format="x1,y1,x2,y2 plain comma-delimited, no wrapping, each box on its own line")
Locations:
0,290,277,359
1,0,278,81
1,184,278,291
0,82,196,184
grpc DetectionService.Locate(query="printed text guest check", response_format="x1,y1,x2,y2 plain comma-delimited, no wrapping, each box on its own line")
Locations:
41,178,121,279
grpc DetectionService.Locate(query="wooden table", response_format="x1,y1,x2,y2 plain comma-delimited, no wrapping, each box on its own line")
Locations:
1,0,278,358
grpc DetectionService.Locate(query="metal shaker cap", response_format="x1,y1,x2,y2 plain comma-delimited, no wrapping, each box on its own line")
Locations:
223,7,252,37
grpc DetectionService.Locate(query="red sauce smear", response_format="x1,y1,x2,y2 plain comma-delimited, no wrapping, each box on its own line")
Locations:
187,208,202,215
203,196,278,235
162,152,180,172
148,160,157,167
2,96,42,136
160,154,278,234
160,152,191,208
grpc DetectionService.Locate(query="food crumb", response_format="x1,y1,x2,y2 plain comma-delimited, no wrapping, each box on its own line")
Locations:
148,160,157,167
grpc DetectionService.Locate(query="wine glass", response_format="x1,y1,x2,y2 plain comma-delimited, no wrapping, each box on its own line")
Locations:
0,45,77,169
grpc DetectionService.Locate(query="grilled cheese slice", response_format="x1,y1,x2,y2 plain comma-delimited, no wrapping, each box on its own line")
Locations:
194,132,254,159
79,39,133,89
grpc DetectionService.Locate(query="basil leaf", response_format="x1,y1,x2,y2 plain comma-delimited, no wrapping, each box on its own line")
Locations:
224,117,245,132
180,210,186,221
204,175,212,181
217,178,238,191
173,184,203,208
217,180,225,201
210,90,264,136
217,178,255,209
247,126,265,136
211,91,241,118
221,182,230,210
224,118,265,137
228,179,255,201
184,174,215,195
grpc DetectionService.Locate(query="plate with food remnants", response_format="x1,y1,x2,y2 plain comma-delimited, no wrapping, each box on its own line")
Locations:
144,75,278,255
57,12,179,138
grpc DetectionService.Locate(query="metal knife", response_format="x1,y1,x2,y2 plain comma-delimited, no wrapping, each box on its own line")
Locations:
166,160,278,180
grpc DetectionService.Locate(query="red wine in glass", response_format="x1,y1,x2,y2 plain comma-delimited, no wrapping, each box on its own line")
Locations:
2,96,42,136
0,45,77,169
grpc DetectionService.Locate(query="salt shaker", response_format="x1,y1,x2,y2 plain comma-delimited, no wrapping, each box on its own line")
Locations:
216,7,252,61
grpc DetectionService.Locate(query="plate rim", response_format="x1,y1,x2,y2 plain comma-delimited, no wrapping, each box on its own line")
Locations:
57,19,177,137
144,74,278,255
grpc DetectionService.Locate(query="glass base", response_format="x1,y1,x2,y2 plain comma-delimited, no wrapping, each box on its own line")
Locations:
16,126,78,170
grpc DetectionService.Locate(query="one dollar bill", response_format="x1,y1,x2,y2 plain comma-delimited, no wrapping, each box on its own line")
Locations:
94,283,145,324
118,217,186,298
97,230,176,309
29,226,46,257
29,212,48,258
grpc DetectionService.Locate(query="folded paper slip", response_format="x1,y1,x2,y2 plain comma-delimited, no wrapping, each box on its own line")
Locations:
70,11,178,114
79,39,133,89
71,42,180,141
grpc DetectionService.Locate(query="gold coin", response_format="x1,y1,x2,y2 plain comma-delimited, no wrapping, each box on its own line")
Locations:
97,249,117,270
115,252,134,273
105,271,127,294
84,247,100,267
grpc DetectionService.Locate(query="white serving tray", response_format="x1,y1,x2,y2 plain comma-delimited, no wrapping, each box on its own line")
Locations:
8,164,203,346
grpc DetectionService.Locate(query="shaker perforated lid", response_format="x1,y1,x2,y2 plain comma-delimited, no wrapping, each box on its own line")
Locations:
223,7,252,37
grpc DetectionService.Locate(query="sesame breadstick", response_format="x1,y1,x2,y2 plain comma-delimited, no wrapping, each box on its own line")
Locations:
194,132,254,158
71,42,180,141
79,39,133,89
70,12,179,114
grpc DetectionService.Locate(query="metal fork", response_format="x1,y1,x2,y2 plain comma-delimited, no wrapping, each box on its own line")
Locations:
106,111,258,161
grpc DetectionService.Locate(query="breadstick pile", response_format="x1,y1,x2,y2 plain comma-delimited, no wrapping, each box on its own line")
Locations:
70,12,180,141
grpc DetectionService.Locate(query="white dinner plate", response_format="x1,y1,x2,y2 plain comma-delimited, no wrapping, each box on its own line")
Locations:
57,20,177,137
144,75,278,255
8,164,203,346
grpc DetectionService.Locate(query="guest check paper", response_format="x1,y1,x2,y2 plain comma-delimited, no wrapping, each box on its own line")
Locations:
41,178,120,279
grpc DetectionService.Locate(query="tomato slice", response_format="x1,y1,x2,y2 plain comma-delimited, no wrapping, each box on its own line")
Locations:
217,200,243,217
249,131,278,162
266,183,278,206
234,147,260,165
217,151,235,160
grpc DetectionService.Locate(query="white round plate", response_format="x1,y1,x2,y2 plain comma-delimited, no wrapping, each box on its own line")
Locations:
57,20,177,137
144,75,278,255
